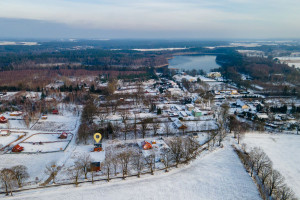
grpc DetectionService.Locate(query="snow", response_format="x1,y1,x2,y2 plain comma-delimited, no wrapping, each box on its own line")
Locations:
132,48,188,51
32,113,78,131
275,57,300,69
20,141,70,153
243,133,300,199
0,41,38,46
0,132,25,147
8,144,260,200
24,133,71,143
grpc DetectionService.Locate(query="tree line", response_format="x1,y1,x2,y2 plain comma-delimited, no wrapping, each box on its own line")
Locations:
234,146,296,200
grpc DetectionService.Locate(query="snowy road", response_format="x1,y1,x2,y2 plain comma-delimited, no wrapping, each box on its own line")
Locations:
8,145,260,200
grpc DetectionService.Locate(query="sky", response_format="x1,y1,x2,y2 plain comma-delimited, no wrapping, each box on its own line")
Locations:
0,0,300,39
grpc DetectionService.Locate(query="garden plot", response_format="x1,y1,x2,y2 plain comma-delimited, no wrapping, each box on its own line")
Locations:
20,142,70,153
138,138,169,160
0,112,36,129
243,133,300,199
32,114,78,131
17,133,73,153
0,132,26,149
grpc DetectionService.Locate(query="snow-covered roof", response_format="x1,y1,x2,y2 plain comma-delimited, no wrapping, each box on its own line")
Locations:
256,113,268,119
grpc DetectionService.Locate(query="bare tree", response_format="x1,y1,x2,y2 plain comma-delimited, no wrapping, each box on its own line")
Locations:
182,137,200,162
160,148,174,172
77,153,92,179
123,119,131,141
140,118,150,138
45,162,60,184
276,184,296,200
259,164,272,186
164,122,171,137
117,150,132,179
251,147,271,175
152,120,160,136
267,169,284,197
132,150,144,177
11,165,29,188
97,109,107,127
111,122,121,139
233,122,248,144
111,154,119,177
101,155,113,182
68,162,82,187
134,113,138,139
144,151,156,175
167,137,184,167
0,168,16,196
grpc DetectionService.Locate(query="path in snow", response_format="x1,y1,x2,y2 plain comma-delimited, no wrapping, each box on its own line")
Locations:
9,145,260,200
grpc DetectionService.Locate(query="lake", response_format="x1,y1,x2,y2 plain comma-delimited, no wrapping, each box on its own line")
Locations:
168,55,220,72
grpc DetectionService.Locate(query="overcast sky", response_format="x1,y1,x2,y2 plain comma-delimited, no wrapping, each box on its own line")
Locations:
0,0,299,39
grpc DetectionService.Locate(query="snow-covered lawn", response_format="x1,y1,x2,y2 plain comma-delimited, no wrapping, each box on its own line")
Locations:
8,145,260,200
243,133,300,198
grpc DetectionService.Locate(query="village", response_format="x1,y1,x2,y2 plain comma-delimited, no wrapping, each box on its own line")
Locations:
0,69,299,199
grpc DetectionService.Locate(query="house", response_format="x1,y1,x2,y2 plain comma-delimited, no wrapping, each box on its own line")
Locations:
172,119,188,129
0,116,8,123
186,104,195,111
236,100,249,110
207,72,221,78
192,108,202,117
256,113,268,120
166,88,183,96
231,90,238,95
179,111,188,117
242,105,250,110
0,130,10,136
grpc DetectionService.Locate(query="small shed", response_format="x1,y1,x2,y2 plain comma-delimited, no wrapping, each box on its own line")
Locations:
90,162,101,172
58,132,68,139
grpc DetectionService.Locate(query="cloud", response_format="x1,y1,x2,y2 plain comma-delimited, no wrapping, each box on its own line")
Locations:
0,0,300,38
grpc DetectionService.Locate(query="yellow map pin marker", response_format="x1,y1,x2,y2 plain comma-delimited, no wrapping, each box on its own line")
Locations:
94,133,102,143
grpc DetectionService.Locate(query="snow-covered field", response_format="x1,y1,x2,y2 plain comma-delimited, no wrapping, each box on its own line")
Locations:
8,144,260,200
243,133,300,198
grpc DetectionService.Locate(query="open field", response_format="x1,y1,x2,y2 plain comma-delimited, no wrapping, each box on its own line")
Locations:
243,133,300,199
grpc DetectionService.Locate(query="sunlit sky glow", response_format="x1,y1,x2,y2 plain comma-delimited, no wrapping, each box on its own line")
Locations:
0,0,299,39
